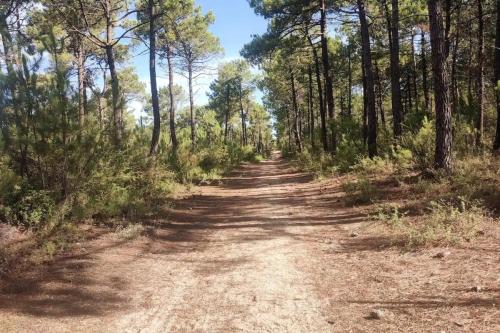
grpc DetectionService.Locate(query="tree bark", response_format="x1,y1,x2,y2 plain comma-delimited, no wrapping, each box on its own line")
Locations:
375,61,386,128
475,0,484,147
148,0,161,156
387,0,403,138
347,42,353,117
104,0,122,145
362,52,368,146
188,62,196,146
308,65,315,148
224,84,230,144
494,0,500,151
358,0,377,158
77,40,86,127
166,43,178,151
290,70,302,152
411,32,419,114
450,3,461,117
428,0,453,172
421,29,430,115
307,34,328,151
319,0,336,152
238,80,247,146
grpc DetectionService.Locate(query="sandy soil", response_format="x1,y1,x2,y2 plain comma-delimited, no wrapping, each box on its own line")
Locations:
0,152,498,332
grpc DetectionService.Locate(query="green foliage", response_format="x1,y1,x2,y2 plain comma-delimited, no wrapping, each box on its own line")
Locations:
0,185,55,229
401,117,435,171
343,177,378,206
378,198,490,248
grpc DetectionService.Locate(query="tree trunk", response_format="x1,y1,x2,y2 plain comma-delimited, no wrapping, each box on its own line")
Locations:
475,0,484,147
290,71,302,152
238,80,247,146
188,62,196,146
307,34,328,151
166,44,178,151
494,0,500,151
0,14,17,151
375,62,386,128
308,65,315,148
319,0,336,152
224,84,230,144
77,40,86,127
358,0,377,158
148,0,161,156
451,3,461,116
104,1,122,145
387,0,403,138
421,29,430,114
428,0,453,172
411,32,419,114
347,42,353,117
362,52,368,146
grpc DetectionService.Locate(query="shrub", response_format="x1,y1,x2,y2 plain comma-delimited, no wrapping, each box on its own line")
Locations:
0,187,55,229
402,117,435,171
375,198,491,248
343,177,378,205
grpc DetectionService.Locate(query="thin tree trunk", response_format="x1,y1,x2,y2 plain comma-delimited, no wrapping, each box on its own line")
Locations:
320,0,336,152
411,32,419,114
362,52,368,146
388,0,403,138
77,40,86,127
224,84,230,144
451,3,461,116
290,71,302,152
493,0,500,151
475,0,484,147
307,34,328,151
238,80,247,146
104,1,122,145
428,0,453,172
358,0,377,157
375,61,386,128
148,0,161,156
467,29,473,107
0,14,17,152
188,62,196,146
308,65,315,148
421,29,430,114
347,42,353,117
166,43,178,151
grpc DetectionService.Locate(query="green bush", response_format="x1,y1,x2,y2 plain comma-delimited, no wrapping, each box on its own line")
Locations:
343,176,378,205
0,187,55,229
402,117,435,171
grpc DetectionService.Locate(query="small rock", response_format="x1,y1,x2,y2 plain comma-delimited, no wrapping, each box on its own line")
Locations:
470,286,482,292
433,250,451,259
350,231,359,238
476,230,485,236
368,309,384,320
454,319,472,327
252,295,257,302
326,318,335,325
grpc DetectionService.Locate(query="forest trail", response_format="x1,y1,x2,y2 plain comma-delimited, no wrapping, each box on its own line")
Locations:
1,152,499,332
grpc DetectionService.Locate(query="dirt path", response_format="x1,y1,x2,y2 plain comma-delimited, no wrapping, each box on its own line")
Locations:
1,152,499,332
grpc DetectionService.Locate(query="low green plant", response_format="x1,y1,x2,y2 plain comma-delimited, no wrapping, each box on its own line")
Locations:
343,177,378,205
0,187,55,229
376,197,491,248
115,223,146,240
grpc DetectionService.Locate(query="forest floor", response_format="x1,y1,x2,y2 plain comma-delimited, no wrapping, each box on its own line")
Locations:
0,152,499,332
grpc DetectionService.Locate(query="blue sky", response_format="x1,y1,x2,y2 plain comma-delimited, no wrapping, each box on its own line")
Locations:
130,0,268,118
